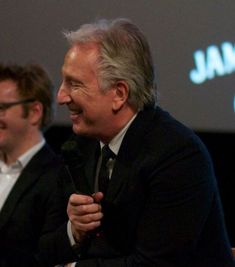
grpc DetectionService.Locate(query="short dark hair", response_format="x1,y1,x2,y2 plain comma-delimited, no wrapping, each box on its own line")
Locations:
0,63,54,130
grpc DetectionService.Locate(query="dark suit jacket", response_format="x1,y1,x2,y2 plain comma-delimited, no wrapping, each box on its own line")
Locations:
0,144,64,267
39,107,235,267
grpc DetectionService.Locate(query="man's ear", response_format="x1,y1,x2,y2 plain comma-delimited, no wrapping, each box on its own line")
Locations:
29,101,43,126
112,80,129,111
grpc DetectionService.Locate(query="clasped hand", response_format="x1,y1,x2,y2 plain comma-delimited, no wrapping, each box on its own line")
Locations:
67,192,104,242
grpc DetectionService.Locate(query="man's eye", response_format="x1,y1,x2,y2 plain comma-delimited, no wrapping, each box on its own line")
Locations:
70,81,77,86
68,80,79,87
71,82,80,88
71,81,84,91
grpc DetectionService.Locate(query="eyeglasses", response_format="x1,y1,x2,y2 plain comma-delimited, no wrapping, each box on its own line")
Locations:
0,99,35,115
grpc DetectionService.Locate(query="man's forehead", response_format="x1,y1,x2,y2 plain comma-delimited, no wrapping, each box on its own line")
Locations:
62,44,100,76
65,43,100,60
0,79,18,91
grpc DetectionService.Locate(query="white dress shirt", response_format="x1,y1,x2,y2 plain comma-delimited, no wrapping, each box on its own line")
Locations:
0,139,45,211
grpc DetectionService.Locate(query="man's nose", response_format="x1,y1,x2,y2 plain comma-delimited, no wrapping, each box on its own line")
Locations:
57,84,71,105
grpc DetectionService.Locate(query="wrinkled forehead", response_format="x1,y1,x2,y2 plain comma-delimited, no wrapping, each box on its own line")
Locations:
64,43,100,63
62,43,100,76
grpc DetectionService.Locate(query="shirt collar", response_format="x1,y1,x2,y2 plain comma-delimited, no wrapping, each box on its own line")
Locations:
0,159,23,174
0,138,46,174
0,138,46,167
18,138,46,168
100,113,137,155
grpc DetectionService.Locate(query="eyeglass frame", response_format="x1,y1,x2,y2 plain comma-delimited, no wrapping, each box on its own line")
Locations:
0,99,36,115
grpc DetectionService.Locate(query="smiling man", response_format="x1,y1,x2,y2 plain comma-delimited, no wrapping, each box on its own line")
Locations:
0,64,64,267
58,42,135,143
40,18,234,267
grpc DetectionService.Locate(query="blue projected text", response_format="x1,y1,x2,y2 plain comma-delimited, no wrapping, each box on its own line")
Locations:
189,42,235,84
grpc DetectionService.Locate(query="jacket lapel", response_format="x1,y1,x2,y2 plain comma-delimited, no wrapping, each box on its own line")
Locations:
106,107,157,201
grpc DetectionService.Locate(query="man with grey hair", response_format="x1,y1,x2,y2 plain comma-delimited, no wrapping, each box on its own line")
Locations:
39,18,234,267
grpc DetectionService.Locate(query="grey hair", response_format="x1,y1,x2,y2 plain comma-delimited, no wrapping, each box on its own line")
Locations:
64,18,157,110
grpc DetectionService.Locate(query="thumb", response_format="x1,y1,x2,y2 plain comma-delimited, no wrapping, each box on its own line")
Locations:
92,191,104,203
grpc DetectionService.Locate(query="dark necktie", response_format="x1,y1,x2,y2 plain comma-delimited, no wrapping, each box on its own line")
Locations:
98,145,115,195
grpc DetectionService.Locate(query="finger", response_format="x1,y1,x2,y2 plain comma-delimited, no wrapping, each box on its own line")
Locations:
68,202,102,217
69,193,94,206
73,211,103,224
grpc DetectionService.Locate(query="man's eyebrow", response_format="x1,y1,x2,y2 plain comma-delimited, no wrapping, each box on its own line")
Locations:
64,75,84,85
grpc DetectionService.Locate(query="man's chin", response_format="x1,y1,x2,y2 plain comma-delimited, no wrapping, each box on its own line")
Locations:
72,124,87,136
72,124,81,134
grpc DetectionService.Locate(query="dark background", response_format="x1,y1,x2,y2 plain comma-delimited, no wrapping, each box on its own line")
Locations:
1,0,234,245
